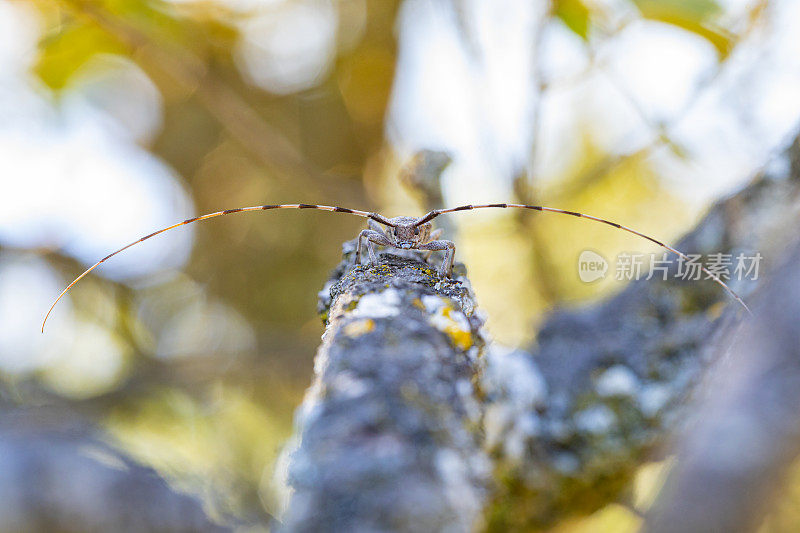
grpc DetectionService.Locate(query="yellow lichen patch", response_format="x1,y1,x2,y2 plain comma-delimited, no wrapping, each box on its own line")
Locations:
343,319,375,337
426,300,474,352
412,264,436,277
441,307,474,351
373,264,391,275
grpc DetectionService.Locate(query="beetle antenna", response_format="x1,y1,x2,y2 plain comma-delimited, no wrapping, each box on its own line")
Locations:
42,204,393,332
415,203,752,315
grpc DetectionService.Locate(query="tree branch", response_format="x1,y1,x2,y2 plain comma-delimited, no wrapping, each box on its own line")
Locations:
645,237,800,532
482,135,800,529
278,135,800,531
279,249,490,531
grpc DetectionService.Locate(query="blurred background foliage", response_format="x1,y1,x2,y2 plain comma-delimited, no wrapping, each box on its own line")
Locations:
2,0,800,529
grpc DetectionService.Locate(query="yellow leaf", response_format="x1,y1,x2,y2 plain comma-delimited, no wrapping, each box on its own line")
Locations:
34,22,126,89
631,0,733,58
554,0,592,40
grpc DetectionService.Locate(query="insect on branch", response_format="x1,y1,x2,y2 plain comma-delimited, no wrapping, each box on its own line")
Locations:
41,202,752,332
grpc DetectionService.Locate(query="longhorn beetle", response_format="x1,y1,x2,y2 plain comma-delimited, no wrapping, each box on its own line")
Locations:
41,202,751,331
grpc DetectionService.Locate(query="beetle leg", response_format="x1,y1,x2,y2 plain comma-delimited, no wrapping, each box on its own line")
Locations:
356,229,394,265
417,240,456,277
422,228,444,261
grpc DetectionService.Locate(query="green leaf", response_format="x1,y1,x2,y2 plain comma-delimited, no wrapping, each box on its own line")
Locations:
630,0,733,58
632,0,722,20
34,21,127,90
554,0,592,40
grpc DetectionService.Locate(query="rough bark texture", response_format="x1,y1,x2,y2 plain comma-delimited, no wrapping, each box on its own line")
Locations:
281,138,800,532
481,138,800,530
645,237,800,532
279,247,491,532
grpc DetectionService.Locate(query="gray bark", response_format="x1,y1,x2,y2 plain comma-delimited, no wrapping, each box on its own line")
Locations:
481,137,800,529
644,237,800,532
281,137,800,532
279,250,491,532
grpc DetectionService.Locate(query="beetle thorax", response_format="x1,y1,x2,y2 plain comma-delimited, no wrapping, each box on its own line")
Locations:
387,217,431,249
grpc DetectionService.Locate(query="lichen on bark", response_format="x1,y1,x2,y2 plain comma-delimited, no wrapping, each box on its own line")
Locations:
280,247,491,532
279,136,800,533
